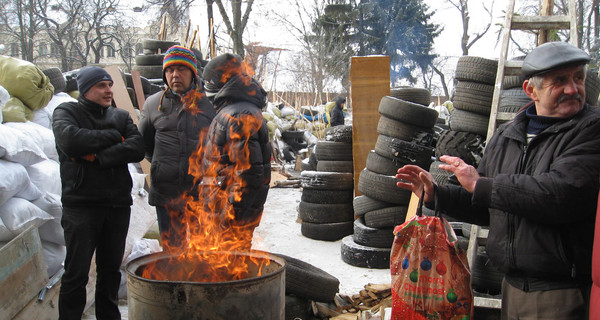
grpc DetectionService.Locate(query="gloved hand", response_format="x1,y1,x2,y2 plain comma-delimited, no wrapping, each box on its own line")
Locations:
81,154,96,162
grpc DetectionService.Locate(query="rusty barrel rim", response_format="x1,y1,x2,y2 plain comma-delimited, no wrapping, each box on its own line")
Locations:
125,250,286,285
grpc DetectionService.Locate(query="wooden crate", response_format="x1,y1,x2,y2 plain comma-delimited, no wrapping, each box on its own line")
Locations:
0,226,58,320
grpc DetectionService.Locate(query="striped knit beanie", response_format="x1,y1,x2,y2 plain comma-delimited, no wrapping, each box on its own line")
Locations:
162,45,197,84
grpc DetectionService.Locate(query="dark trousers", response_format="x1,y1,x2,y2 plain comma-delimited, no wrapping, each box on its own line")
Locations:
59,206,130,320
156,205,185,250
501,278,589,320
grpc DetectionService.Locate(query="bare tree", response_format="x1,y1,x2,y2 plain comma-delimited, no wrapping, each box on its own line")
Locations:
213,0,255,57
36,0,86,70
0,0,45,62
446,0,494,56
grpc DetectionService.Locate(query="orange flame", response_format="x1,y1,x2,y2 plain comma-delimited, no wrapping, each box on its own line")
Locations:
141,62,269,282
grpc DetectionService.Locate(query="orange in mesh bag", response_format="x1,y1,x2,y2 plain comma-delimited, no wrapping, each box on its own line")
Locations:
390,195,473,320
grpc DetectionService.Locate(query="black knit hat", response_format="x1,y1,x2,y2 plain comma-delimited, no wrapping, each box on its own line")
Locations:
202,53,243,98
77,66,113,95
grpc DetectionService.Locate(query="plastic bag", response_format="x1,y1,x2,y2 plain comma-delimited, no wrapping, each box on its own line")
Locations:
390,198,473,320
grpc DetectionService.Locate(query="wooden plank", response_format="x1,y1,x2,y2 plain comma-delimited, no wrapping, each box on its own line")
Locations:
405,192,419,222
0,226,48,320
104,65,137,124
13,279,60,320
131,69,146,111
511,15,570,30
350,56,390,196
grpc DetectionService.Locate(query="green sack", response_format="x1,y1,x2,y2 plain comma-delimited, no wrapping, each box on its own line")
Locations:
0,56,54,111
2,97,33,123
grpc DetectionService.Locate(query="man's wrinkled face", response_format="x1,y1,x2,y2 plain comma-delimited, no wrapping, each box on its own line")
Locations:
524,64,586,118
165,65,193,94
84,80,113,107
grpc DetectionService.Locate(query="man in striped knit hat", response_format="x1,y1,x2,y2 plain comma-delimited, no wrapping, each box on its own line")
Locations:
139,45,215,251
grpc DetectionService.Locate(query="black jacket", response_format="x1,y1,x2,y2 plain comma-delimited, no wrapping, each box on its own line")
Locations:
198,75,271,222
138,83,216,206
330,97,345,127
52,97,145,208
436,103,600,290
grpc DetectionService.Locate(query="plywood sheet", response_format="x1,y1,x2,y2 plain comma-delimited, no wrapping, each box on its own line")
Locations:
350,56,390,195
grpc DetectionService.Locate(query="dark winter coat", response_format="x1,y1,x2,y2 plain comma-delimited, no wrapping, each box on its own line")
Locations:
138,83,216,206
330,97,345,127
52,96,145,208
201,75,271,223
435,103,600,291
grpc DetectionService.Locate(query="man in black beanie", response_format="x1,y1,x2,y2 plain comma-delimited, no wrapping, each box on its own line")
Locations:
52,66,145,320
195,53,271,249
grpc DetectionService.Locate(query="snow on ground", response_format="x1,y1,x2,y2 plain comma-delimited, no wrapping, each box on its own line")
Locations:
252,187,391,296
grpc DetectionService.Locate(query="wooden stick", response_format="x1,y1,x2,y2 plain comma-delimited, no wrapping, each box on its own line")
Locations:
196,27,201,51
188,29,197,48
158,16,165,40
184,19,191,44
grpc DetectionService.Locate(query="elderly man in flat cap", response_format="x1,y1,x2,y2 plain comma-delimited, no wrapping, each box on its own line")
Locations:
52,66,145,320
395,41,600,319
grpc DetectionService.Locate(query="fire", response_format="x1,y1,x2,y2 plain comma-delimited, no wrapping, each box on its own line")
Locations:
141,60,269,283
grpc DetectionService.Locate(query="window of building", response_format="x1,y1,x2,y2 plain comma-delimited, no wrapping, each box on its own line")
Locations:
51,44,59,56
39,43,48,56
106,45,115,58
10,43,19,57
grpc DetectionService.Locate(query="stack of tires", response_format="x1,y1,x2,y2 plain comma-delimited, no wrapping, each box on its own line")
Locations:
432,56,497,185
342,88,438,269
298,125,354,242
132,39,179,80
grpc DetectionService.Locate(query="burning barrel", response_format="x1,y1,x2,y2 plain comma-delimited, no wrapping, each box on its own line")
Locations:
126,250,285,320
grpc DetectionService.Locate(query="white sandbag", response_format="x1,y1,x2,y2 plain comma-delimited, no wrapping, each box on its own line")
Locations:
0,123,46,166
129,167,147,197
5,120,58,161
0,85,8,123
0,159,30,207
0,217,15,242
26,159,61,195
32,106,52,129
31,192,62,218
0,197,53,236
38,218,65,245
41,240,66,277
280,105,295,117
123,238,161,266
15,177,43,201
44,92,76,118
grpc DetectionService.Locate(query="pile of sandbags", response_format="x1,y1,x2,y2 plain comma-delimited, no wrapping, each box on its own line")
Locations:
0,118,65,277
263,102,321,163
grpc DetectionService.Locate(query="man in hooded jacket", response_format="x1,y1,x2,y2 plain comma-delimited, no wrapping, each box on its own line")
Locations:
198,53,271,248
138,45,216,250
329,96,346,127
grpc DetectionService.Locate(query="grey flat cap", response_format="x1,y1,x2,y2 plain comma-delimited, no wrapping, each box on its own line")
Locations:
522,42,590,79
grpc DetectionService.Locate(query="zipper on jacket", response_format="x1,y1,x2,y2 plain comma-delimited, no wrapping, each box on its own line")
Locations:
509,144,528,269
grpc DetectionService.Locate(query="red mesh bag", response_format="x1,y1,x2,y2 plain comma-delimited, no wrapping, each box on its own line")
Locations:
390,197,473,320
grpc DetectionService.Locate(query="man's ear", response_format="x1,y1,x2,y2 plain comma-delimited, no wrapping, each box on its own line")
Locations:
523,80,538,101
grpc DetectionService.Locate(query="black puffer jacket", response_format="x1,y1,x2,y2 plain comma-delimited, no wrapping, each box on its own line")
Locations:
138,83,216,206
52,97,145,207
198,75,271,222
436,104,600,290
